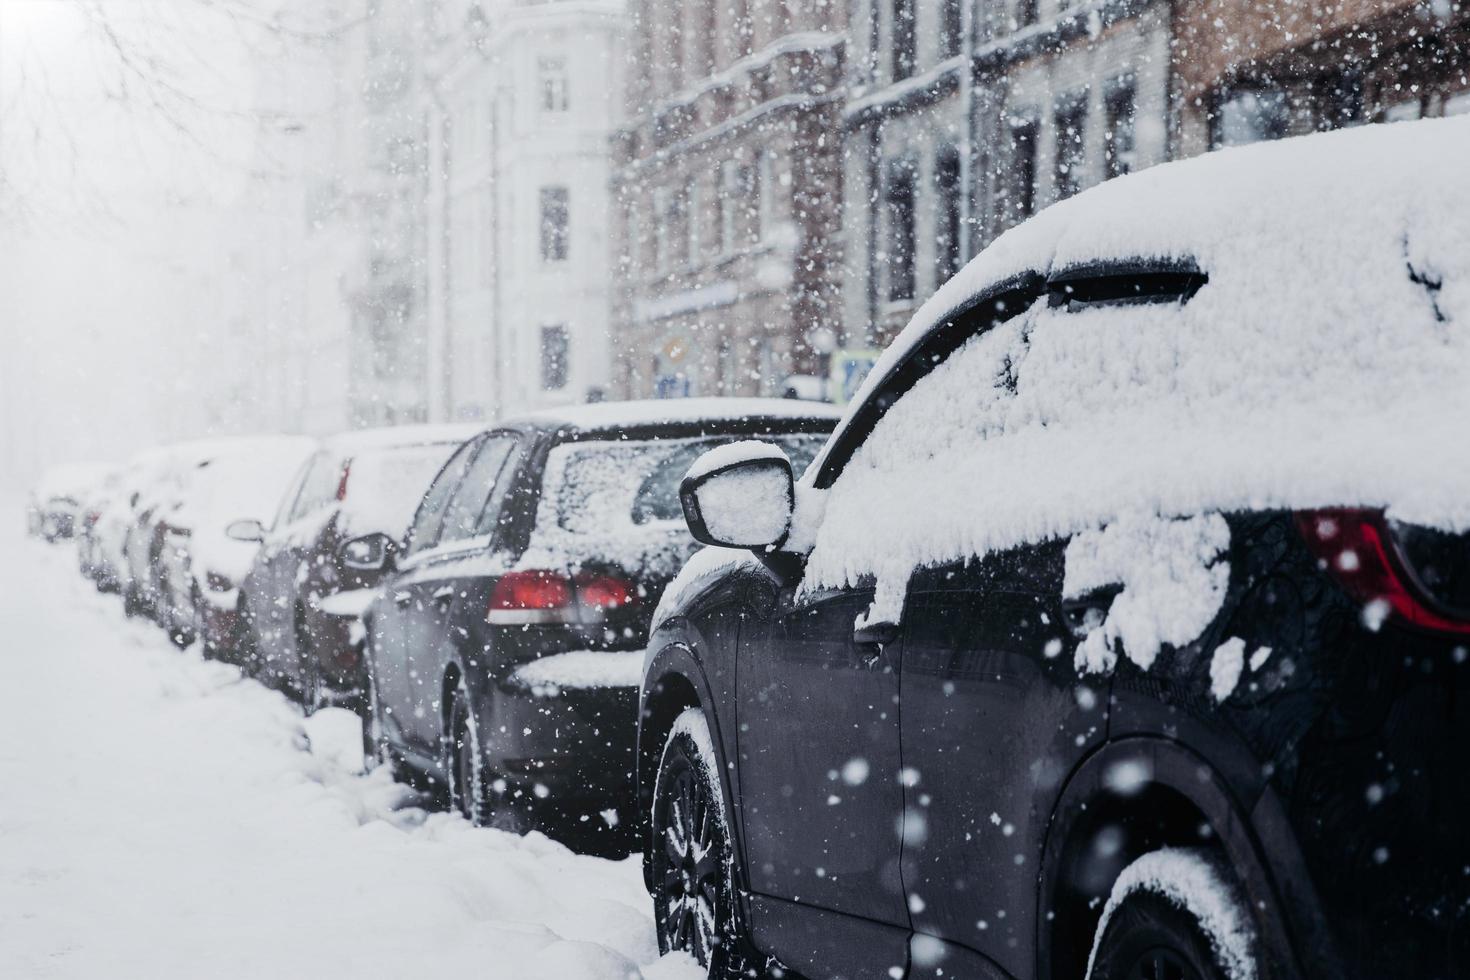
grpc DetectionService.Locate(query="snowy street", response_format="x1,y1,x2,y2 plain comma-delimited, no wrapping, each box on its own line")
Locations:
0,517,691,980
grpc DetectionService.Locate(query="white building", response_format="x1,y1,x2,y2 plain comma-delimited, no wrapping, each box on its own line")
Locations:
426,0,627,423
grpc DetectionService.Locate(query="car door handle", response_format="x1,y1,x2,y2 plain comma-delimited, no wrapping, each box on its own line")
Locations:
1061,584,1123,637
393,590,413,608
853,621,899,647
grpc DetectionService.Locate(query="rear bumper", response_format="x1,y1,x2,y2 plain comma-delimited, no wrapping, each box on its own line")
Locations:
482,679,639,810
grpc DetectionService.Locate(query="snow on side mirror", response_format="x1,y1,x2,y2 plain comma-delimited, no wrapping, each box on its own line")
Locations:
680,441,795,550
225,518,266,543
338,532,396,573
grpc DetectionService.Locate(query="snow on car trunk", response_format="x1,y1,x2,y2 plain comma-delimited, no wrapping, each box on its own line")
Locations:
0,517,698,980
800,117,1470,631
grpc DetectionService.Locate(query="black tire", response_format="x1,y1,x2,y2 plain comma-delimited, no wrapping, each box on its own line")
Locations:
1089,890,1232,980
123,583,141,618
445,686,491,826
651,709,741,976
233,612,260,677
296,616,321,714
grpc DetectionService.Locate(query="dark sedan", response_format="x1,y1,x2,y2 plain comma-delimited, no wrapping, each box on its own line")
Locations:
355,399,838,836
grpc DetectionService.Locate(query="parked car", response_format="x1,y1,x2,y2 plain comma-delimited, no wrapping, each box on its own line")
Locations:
27,461,111,542
637,118,1470,980
356,399,839,835
120,444,220,621
155,435,317,649
228,424,480,706
91,449,176,597
75,469,124,583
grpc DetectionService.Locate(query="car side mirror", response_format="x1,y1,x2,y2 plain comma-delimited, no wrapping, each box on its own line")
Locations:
225,518,266,543
338,532,397,573
680,442,795,550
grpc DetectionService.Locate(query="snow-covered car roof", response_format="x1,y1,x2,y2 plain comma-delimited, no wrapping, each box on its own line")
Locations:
322,423,482,456
32,461,113,500
813,115,1470,482
792,116,1470,628
509,397,842,433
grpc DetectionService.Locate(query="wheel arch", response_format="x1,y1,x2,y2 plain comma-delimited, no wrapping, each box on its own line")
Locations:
1038,736,1307,980
637,641,731,890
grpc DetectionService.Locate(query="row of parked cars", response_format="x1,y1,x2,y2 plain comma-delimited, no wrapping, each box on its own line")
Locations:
30,119,1470,980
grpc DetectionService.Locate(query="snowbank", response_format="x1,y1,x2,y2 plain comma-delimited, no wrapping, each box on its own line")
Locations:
0,524,698,980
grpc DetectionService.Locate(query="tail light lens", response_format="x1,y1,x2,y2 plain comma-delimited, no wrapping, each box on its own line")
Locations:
575,573,636,611
487,570,637,626
335,461,352,502
1296,508,1470,636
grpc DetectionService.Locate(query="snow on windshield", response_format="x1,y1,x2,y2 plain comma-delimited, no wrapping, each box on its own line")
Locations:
522,433,824,577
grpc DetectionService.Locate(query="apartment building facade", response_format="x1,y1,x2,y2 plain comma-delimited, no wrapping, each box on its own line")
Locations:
609,0,847,399
425,0,627,422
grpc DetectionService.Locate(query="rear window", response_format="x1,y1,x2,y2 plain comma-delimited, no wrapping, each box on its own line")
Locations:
342,442,466,536
551,433,826,533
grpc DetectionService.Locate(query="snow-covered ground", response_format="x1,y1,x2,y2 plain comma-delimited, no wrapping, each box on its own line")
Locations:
0,516,696,979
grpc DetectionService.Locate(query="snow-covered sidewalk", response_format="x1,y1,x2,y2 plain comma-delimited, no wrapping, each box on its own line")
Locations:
0,524,694,979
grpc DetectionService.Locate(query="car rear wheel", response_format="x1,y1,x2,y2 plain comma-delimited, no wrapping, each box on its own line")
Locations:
446,686,491,826
1087,849,1253,980
651,708,739,976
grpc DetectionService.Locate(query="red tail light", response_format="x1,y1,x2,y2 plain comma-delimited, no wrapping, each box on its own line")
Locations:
486,570,637,626
335,461,352,502
576,573,636,611
1295,508,1470,636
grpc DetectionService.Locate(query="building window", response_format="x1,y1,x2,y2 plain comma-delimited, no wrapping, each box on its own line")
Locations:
686,177,701,264
935,145,962,285
1104,77,1137,179
1009,115,1039,221
892,0,916,81
1054,92,1088,201
753,152,772,242
538,55,568,112
540,325,569,391
885,160,916,303
1215,88,1290,147
1016,0,1038,28
940,0,963,59
718,160,740,254
1317,69,1363,130
539,186,569,262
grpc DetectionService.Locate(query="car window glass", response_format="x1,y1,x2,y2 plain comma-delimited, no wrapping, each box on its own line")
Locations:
438,436,517,547
289,454,340,522
474,438,525,538
272,458,312,529
406,436,483,556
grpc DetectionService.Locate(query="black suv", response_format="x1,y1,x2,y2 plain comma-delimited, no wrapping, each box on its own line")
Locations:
637,119,1470,980
357,399,837,837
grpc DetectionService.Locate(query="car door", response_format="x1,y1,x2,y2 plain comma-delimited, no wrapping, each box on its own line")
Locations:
899,541,1107,979
248,453,322,665
737,569,909,969
397,433,521,757
372,435,484,761
261,452,340,683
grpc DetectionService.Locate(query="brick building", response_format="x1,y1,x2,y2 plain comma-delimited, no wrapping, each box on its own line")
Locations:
1173,0,1470,152
609,0,847,399
969,0,1174,251
841,0,971,349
